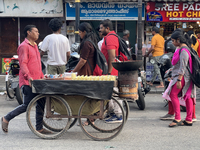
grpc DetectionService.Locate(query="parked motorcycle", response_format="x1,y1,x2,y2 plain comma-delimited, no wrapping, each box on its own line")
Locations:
137,69,151,110
5,55,23,105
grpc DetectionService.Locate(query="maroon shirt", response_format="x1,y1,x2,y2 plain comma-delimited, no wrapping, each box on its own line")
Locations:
18,38,44,88
78,41,95,76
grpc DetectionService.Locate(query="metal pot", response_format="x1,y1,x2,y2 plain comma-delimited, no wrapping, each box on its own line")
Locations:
112,60,143,71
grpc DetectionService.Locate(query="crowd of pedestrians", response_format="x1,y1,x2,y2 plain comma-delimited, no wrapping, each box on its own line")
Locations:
1,17,199,135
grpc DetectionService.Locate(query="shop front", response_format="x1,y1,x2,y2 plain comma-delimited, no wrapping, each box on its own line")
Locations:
65,2,145,53
146,2,200,40
0,0,64,74
145,1,200,81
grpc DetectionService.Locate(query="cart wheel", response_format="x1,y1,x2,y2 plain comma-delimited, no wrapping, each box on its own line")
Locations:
43,118,77,132
136,89,145,110
78,98,125,141
6,79,15,99
26,95,72,139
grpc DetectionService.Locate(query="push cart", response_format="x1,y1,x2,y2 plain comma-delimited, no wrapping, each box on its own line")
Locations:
26,79,128,141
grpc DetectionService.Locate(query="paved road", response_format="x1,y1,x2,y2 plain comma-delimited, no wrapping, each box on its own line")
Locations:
0,93,200,150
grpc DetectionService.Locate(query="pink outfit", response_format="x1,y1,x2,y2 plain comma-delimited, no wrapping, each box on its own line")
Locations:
169,77,193,121
169,47,194,121
172,48,193,100
18,38,44,88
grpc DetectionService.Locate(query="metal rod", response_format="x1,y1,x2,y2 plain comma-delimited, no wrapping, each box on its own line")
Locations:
137,0,142,60
75,0,80,43
46,96,51,118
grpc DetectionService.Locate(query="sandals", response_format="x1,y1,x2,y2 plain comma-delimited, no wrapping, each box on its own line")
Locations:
1,117,8,133
147,82,153,86
78,119,95,126
156,85,164,88
182,120,193,126
38,128,53,134
168,120,183,127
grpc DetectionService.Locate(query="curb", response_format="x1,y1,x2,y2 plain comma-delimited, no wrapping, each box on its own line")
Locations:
148,86,164,94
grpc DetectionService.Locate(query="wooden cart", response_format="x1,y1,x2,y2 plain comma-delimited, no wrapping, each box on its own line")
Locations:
26,79,128,141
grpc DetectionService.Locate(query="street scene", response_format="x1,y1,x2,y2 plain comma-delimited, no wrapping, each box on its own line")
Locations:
0,88,200,150
1,0,200,150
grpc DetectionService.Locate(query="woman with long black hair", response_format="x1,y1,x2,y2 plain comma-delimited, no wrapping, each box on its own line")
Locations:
166,30,196,127
72,22,98,75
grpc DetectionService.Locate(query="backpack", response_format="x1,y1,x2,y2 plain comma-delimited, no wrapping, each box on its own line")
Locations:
179,46,200,88
105,33,131,61
87,40,108,76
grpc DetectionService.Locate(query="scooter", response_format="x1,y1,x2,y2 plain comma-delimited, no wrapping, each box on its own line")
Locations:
5,55,23,105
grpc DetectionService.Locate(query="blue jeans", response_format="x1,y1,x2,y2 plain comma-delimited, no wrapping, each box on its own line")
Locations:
4,85,45,131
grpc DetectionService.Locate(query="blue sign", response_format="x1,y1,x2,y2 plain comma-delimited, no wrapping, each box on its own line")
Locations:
146,11,163,22
66,2,145,20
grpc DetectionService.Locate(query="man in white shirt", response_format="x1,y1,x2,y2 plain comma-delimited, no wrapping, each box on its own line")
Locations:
97,29,104,51
122,30,131,48
40,18,70,75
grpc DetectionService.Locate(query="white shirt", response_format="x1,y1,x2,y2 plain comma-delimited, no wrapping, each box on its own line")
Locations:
98,38,104,51
40,34,70,65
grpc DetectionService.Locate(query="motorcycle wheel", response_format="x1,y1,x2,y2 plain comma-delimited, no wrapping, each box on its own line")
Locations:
15,85,23,105
136,90,145,110
6,80,15,99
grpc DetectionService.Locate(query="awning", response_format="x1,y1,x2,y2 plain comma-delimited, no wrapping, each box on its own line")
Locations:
64,0,198,2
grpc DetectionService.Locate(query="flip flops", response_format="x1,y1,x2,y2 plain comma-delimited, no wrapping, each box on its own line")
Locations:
156,85,164,88
168,120,183,127
182,120,193,126
38,128,53,134
1,117,8,133
147,82,153,86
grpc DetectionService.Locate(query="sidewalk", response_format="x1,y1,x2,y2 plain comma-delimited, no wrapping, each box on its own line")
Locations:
148,83,165,94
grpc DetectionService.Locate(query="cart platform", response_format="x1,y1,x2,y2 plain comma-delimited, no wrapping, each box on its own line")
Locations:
32,80,114,100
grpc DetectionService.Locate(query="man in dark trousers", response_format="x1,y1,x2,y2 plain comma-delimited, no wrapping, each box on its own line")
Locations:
1,25,51,134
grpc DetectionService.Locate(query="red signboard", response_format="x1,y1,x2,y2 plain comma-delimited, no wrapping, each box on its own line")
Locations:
146,2,200,22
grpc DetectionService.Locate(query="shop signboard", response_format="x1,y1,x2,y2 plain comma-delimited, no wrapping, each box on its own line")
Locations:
66,2,145,20
2,58,11,73
0,0,63,17
147,2,200,22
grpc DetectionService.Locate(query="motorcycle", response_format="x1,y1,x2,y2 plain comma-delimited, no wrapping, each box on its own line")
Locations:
5,55,23,105
137,69,151,110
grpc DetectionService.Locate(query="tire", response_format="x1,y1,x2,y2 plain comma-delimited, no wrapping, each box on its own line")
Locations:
136,90,145,110
6,80,15,99
15,85,23,105
26,95,72,139
78,98,125,141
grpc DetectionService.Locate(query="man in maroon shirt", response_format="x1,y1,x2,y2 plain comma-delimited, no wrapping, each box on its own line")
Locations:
1,25,50,134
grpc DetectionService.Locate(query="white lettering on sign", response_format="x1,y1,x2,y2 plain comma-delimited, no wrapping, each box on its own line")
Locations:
81,9,129,15
183,3,189,11
168,3,173,11
174,3,179,11
155,3,200,11
188,4,195,11
88,3,115,8
196,4,200,11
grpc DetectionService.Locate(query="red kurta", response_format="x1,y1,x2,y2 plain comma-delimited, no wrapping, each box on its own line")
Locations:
18,38,44,88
